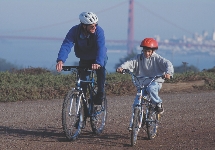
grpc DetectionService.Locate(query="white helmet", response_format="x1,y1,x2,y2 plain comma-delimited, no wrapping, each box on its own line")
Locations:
79,12,98,24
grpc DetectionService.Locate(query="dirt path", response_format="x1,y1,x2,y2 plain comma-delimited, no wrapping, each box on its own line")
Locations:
0,91,215,150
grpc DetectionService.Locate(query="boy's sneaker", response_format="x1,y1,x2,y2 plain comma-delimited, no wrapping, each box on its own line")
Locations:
155,103,164,114
94,92,104,105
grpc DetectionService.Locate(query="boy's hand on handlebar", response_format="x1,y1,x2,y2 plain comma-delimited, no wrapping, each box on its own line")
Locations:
116,68,123,73
56,61,63,72
164,73,171,79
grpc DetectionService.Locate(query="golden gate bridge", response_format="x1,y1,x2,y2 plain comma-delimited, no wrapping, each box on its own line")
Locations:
0,0,215,53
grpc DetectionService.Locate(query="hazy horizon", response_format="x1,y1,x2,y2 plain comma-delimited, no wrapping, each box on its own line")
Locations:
1,0,215,72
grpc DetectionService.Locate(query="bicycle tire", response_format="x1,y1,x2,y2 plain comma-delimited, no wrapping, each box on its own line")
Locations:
131,107,141,146
62,90,84,141
146,107,159,140
90,92,107,134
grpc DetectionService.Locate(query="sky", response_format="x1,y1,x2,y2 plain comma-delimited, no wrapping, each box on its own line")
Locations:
1,0,215,40
0,0,215,72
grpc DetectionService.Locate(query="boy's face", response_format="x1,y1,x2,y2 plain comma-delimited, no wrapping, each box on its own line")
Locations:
143,49,153,58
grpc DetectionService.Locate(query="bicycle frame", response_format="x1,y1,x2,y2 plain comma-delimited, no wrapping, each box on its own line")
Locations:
62,66,107,140
129,79,156,133
63,66,96,116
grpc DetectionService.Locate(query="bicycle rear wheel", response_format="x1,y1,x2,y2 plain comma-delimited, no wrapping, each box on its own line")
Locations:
90,92,107,134
146,107,160,140
131,107,141,146
62,90,84,141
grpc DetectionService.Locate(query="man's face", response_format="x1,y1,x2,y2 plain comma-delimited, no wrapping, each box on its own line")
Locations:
143,49,153,58
85,23,97,34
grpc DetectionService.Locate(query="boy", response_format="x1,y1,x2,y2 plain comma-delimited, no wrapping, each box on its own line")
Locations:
116,38,174,130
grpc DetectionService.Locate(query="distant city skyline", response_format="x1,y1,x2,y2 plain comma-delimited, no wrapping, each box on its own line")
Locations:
1,0,215,72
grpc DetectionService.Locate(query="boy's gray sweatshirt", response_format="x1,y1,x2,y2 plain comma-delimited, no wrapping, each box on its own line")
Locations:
120,52,174,86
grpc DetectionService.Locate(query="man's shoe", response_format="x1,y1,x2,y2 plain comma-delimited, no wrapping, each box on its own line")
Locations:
94,92,104,105
155,103,164,114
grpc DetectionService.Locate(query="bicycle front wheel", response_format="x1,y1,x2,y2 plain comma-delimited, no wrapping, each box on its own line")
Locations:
131,107,141,146
146,107,160,140
62,90,84,141
90,93,107,134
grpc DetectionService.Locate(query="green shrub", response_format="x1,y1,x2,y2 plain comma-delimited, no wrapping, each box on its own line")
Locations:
0,68,215,102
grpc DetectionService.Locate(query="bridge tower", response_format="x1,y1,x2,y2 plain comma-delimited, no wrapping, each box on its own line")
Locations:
127,0,134,54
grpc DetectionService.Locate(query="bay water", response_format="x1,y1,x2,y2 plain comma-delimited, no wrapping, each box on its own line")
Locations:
0,39,214,73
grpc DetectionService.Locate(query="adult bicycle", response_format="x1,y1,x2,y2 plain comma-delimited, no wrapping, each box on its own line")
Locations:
61,66,107,141
119,69,164,146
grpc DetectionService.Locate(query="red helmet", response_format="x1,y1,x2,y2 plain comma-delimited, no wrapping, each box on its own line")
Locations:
140,38,158,50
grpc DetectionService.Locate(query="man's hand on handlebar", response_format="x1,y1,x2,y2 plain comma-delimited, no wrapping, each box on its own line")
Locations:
92,64,101,70
56,61,63,72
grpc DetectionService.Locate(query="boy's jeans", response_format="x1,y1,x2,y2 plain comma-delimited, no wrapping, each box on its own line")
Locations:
132,81,162,107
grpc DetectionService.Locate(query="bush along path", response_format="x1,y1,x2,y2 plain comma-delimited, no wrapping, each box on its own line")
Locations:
0,67,215,102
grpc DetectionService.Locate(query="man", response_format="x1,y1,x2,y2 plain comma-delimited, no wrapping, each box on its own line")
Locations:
56,12,107,105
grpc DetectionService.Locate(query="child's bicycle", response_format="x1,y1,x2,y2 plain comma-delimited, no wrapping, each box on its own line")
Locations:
61,66,107,141
119,69,164,146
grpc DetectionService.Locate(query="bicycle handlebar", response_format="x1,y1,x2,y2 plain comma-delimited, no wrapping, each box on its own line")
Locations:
120,69,165,79
62,66,92,71
117,69,166,88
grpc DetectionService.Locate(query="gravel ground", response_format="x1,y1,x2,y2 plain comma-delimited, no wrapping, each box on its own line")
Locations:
0,91,215,150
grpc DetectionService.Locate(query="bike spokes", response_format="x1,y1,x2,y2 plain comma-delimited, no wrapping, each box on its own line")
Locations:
62,90,84,141
131,107,141,146
146,109,159,140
